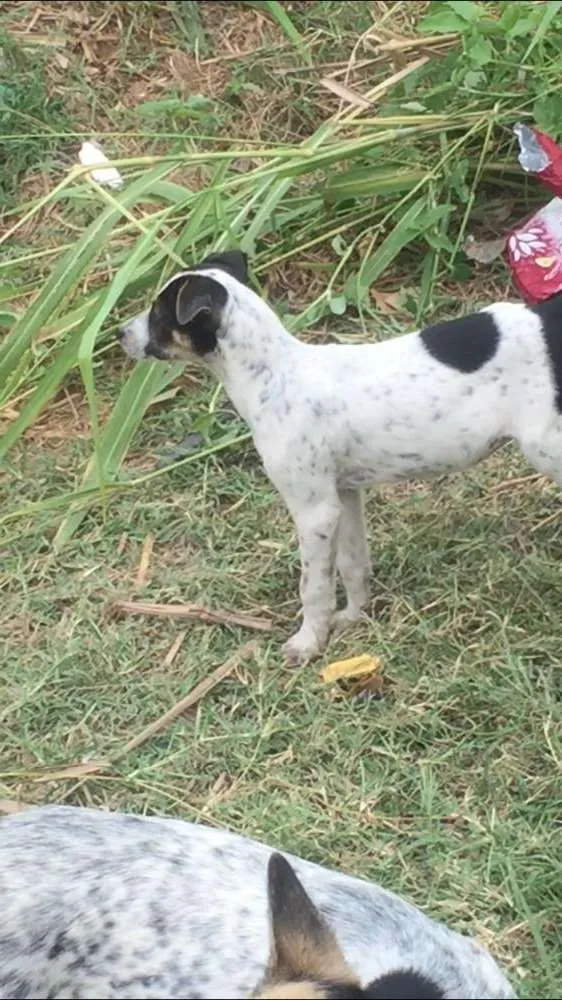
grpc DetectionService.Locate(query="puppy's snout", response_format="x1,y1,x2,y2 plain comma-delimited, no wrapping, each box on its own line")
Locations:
116,327,127,341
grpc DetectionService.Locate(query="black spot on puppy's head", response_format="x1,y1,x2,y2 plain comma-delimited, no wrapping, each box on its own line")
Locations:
143,250,248,361
420,310,500,373
146,273,226,359
197,248,249,285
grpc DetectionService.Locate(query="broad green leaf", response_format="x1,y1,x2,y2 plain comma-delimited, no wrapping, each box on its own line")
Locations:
0,310,16,329
418,10,467,34
0,326,84,460
136,95,215,119
87,227,164,361
150,180,195,204
523,0,562,58
325,167,428,203
345,197,429,299
533,92,562,137
328,295,347,316
466,36,493,68
444,0,480,21
77,214,169,495
244,1,310,61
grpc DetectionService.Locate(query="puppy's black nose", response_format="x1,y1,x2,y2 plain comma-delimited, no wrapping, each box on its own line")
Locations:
116,327,126,341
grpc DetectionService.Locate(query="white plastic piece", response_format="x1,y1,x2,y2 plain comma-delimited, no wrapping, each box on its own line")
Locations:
78,141,124,189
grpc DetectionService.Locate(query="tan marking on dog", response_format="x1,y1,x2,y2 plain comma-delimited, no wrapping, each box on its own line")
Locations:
254,854,359,999
268,925,357,984
254,982,327,999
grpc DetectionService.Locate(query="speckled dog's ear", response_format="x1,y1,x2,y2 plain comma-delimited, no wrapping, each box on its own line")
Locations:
174,274,227,355
264,853,358,987
198,249,249,285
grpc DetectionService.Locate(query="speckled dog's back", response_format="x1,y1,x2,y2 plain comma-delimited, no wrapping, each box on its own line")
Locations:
0,805,515,1000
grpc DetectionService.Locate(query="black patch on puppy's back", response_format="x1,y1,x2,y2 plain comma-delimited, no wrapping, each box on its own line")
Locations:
420,311,500,373
531,292,562,412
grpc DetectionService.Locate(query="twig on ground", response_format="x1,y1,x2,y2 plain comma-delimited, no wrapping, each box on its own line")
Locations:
110,599,273,632
488,473,546,494
112,640,258,760
135,534,154,588
531,508,561,533
163,630,187,668
30,761,110,784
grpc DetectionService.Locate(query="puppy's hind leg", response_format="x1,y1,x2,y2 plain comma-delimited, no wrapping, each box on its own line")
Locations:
519,418,562,486
282,495,341,667
333,488,371,633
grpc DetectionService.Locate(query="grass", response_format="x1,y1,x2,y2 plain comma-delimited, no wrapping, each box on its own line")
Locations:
0,2,561,998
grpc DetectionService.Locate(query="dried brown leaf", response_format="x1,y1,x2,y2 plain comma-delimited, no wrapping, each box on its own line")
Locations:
320,77,371,109
464,235,506,265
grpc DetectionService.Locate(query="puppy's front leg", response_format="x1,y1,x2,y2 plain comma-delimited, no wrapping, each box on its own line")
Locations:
283,499,341,666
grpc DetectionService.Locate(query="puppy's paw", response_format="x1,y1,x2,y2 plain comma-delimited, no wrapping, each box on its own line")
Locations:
331,607,367,636
282,626,324,667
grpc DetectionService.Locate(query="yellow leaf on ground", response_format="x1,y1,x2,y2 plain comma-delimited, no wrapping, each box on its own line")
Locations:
320,654,382,685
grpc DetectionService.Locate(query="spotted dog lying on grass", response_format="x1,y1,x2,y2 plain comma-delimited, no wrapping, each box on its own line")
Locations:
0,804,515,999
119,252,562,665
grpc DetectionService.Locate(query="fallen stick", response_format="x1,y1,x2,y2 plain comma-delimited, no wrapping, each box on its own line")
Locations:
488,473,545,494
378,33,459,52
162,630,187,668
531,508,561,533
135,534,154,589
29,761,109,784
110,599,272,632
112,640,258,761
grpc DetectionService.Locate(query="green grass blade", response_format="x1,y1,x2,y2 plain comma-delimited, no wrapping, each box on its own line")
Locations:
345,196,429,301
0,162,175,392
52,360,184,551
324,167,429,203
0,326,85,460
244,1,309,61
77,213,171,506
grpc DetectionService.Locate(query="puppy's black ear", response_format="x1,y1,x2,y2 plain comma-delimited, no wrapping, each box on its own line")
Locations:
198,249,249,285
175,275,227,355
265,853,357,986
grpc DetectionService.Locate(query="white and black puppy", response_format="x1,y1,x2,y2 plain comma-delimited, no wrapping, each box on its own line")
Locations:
119,251,562,665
